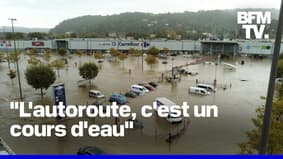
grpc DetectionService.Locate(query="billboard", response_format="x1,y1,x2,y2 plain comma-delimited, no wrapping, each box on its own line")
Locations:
32,41,44,46
53,83,66,119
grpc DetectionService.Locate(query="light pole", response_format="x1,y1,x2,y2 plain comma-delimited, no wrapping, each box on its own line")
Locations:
9,18,23,101
141,39,144,72
260,0,283,154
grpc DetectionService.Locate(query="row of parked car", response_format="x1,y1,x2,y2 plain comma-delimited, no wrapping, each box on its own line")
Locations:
88,81,159,105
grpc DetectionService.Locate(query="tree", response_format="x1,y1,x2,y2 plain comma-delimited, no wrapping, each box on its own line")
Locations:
76,50,83,57
128,48,136,55
58,47,67,57
277,59,283,78
7,69,16,80
147,46,159,56
25,64,56,98
128,48,142,57
7,52,21,64
49,59,65,77
94,52,104,60
163,47,170,55
145,55,158,69
239,89,283,154
28,56,41,65
79,62,99,86
118,52,128,67
27,32,48,40
43,49,51,62
109,48,119,57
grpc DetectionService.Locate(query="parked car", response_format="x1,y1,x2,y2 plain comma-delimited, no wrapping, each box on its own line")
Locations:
77,146,105,155
178,69,187,74
130,85,148,95
138,83,155,91
188,71,199,75
125,91,137,98
89,90,105,98
168,52,178,56
109,93,127,105
158,54,167,59
148,81,158,88
189,87,210,95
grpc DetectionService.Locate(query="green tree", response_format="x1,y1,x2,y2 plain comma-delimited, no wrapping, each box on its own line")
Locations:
147,46,159,56
239,92,283,154
25,64,56,98
27,32,48,40
79,62,99,86
277,59,283,78
118,52,128,67
49,59,65,77
145,55,158,69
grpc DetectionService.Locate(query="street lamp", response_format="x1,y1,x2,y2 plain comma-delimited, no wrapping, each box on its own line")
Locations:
8,18,23,101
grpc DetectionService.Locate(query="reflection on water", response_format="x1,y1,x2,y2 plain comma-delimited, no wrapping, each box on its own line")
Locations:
0,55,271,154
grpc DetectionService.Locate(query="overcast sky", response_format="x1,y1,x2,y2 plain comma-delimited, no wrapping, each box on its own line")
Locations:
0,0,281,28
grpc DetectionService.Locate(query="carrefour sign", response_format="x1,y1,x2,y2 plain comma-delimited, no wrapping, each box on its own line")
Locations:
118,41,140,47
112,41,150,48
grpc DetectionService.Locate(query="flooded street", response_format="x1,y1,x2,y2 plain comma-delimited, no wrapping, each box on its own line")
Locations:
0,54,271,154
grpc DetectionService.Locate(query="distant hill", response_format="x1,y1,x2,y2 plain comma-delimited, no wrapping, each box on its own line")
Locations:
1,26,49,33
50,8,279,39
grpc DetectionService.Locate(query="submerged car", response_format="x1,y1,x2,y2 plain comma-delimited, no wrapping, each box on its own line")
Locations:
89,90,105,98
148,81,158,88
125,91,137,98
138,83,155,91
109,93,127,105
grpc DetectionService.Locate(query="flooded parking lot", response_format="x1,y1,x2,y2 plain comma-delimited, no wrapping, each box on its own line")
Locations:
0,54,271,154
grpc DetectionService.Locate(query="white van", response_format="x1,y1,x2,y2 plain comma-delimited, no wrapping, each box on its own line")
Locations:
88,90,105,98
155,97,183,123
189,87,210,95
130,85,147,95
197,84,216,92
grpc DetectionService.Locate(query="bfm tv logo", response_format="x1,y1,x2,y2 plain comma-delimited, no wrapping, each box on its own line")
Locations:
237,11,271,39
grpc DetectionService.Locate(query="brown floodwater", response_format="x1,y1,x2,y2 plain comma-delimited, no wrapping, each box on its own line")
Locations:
0,54,271,154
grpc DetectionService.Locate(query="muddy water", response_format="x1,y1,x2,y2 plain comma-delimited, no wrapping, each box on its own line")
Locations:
0,54,271,154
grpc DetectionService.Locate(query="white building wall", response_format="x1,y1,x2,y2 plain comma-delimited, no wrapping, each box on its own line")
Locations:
150,40,182,50
239,41,273,55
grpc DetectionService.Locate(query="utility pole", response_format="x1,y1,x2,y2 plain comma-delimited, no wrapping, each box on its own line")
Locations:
259,0,283,154
142,39,144,72
8,18,23,101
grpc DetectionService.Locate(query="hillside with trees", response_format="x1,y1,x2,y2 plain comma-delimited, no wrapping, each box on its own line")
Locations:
50,8,279,40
